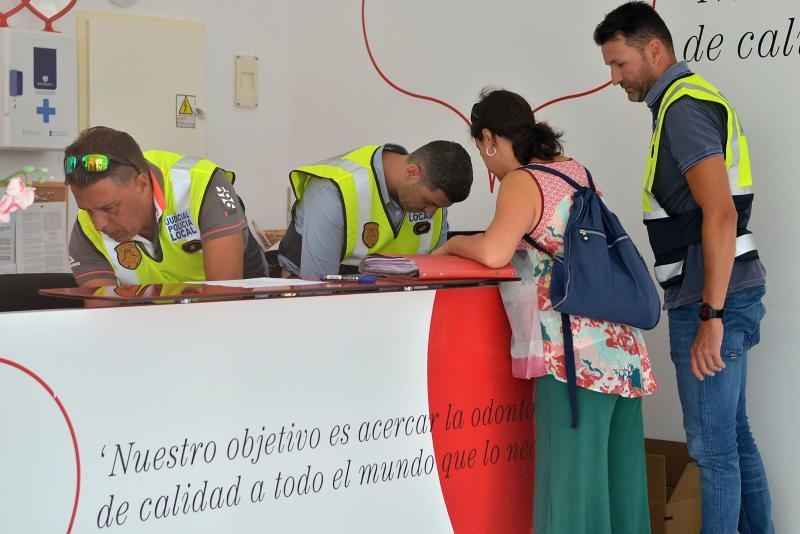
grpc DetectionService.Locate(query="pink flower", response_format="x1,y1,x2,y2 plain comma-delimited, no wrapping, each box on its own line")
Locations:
0,177,36,223
6,177,35,208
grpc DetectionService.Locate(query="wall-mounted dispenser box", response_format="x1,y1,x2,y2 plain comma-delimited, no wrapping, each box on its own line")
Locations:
0,28,77,150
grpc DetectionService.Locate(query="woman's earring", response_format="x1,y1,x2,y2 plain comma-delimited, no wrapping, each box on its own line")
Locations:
486,146,497,157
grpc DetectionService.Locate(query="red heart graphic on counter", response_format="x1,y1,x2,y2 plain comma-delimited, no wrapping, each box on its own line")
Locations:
0,357,81,534
428,287,536,533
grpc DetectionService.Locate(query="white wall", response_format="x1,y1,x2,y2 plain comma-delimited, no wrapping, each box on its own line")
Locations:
2,0,797,528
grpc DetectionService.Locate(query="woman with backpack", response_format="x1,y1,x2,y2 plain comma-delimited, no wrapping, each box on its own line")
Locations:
433,88,658,534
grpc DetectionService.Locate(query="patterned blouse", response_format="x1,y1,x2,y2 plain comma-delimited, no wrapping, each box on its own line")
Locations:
499,159,658,398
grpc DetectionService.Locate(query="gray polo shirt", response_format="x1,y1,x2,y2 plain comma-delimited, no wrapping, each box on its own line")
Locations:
278,144,449,278
645,61,766,309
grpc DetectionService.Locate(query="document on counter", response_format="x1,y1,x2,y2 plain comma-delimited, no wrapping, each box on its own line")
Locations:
14,202,69,273
188,277,322,288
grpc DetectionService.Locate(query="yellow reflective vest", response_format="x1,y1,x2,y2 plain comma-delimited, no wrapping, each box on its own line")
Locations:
77,150,228,285
289,145,444,265
642,73,758,288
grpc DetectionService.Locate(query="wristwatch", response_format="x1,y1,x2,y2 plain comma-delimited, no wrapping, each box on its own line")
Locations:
699,302,724,321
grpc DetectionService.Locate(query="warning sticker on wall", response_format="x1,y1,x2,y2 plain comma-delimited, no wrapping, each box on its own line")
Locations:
176,94,196,129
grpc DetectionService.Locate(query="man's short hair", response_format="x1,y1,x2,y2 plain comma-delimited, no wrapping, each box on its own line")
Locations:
408,140,473,203
593,1,674,53
64,126,148,187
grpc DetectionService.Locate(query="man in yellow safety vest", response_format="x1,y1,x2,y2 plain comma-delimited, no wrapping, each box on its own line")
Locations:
278,141,473,278
66,126,266,287
595,3,773,532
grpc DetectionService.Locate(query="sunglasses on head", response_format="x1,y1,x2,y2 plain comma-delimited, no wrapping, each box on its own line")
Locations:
64,154,139,175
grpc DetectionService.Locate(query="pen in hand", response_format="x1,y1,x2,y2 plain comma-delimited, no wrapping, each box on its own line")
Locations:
320,274,377,284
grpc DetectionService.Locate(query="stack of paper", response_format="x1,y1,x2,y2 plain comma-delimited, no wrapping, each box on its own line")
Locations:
359,255,420,277
359,254,517,280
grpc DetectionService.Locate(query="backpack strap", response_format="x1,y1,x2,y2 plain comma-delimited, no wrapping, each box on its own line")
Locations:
518,162,596,261
522,163,596,193
521,163,586,428
518,164,585,262
561,313,579,428
520,243,578,426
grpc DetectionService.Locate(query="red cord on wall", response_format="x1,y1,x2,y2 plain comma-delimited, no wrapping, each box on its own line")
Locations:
362,0,656,192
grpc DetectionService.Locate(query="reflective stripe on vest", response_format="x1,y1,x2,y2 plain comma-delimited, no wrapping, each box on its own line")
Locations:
170,155,202,213
289,145,443,264
77,151,221,284
654,233,758,285
310,153,373,262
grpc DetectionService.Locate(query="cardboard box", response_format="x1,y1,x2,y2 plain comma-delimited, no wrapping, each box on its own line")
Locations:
261,229,286,248
646,438,702,534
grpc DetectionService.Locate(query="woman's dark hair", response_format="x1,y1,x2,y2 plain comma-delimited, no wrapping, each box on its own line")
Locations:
470,89,563,164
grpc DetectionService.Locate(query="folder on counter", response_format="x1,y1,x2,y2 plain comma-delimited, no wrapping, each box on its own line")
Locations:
358,253,517,280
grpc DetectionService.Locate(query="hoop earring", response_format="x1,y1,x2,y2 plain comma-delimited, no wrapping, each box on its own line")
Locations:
486,146,497,157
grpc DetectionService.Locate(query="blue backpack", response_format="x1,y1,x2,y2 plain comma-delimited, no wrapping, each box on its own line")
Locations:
522,164,661,427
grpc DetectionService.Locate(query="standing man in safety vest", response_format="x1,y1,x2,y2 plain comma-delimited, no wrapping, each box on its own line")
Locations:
277,141,473,278
595,3,774,532
66,126,266,287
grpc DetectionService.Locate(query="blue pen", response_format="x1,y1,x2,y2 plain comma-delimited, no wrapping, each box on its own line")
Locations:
320,274,377,284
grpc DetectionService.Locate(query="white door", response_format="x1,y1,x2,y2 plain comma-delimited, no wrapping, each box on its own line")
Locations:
84,13,206,155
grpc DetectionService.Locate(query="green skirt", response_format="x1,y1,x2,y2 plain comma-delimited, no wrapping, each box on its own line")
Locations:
534,375,651,534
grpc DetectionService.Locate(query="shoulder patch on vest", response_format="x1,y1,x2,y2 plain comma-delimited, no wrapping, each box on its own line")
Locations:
115,242,142,270
182,239,203,253
413,221,431,235
362,222,380,248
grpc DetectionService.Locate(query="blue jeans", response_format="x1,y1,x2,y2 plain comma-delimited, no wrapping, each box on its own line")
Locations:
668,286,774,534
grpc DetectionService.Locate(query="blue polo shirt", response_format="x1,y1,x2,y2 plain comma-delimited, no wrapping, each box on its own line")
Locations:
645,61,766,309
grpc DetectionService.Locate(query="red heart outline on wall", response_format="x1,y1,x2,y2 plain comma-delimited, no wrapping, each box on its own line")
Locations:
25,0,78,32
0,357,81,534
0,1,28,27
361,0,657,191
